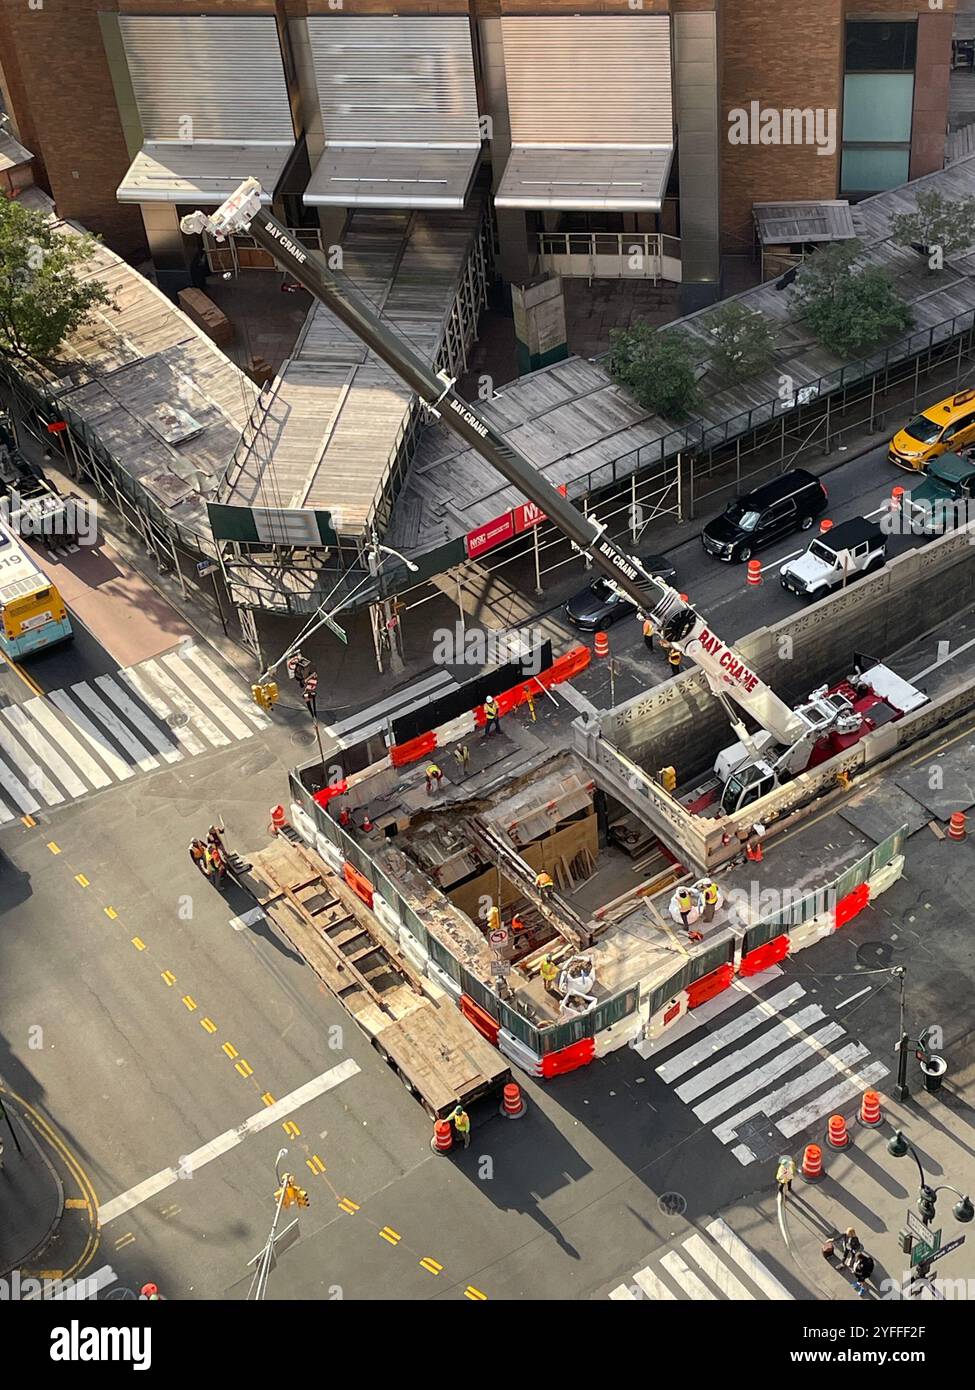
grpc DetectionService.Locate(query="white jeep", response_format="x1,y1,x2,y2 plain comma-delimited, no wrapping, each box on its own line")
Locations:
780,516,886,600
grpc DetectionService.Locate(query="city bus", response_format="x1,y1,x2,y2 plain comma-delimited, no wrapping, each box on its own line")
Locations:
0,522,72,659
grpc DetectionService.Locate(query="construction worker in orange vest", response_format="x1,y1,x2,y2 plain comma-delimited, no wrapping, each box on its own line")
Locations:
535,869,555,900
425,763,444,795
205,842,227,890
510,912,527,934
189,838,208,874
642,617,655,652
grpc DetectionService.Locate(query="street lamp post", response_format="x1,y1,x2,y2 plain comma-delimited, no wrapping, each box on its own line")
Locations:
893,966,910,1101
888,1130,973,1296
247,1147,291,1302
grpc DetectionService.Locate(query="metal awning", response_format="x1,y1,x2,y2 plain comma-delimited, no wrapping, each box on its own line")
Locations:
117,142,291,205
495,16,673,213
496,147,673,213
115,16,295,206
304,16,480,210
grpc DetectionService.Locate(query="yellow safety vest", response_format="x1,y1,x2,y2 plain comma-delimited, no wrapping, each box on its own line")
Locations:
453,1110,470,1133
642,620,654,637
536,872,553,888
426,765,441,778
540,958,558,981
704,884,719,905
677,891,692,910
669,649,682,666
485,699,498,715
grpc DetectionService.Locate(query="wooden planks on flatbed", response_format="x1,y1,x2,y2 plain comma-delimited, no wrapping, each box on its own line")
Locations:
378,1006,510,1118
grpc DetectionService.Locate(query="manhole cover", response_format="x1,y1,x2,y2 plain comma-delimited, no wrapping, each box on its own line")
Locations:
657,1191,687,1217
856,940,894,968
166,712,189,729
290,730,315,747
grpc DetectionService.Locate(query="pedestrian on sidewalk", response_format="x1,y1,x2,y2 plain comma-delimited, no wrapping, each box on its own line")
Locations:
776,1154,796,1197
483,695,501,737
851,1250,875,1298
451,1104,471,1150
841,1227,862,1268
453,743,471,778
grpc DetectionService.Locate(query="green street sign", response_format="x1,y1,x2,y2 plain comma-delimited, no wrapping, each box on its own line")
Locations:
911,1228,942,1267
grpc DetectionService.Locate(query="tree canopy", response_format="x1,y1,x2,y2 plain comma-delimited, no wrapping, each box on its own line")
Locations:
790,239,913,359
608,324,701,420
0,198,114,363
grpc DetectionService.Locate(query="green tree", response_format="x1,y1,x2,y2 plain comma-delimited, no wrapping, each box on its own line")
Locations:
889,189,975,270
706,302,775,382
0,199,114,363
791,240,912,359
608,324,701,420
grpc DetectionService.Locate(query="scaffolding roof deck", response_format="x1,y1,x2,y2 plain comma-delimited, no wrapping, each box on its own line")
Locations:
21,226,258,540
221,203,486,537
387,155,975,556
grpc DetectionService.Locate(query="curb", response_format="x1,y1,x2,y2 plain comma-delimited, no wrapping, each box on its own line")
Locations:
0,1105,65,1278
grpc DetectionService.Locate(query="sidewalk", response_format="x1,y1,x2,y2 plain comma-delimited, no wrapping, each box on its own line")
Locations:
728,1074,975,1301
0,1099,63,1277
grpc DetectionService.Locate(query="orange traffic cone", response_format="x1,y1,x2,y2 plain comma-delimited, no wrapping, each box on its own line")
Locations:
500,1083,527,1119
827,1114,850,1149
859,1090,882,1128
801,1144,824,1180
431,1119,453,1154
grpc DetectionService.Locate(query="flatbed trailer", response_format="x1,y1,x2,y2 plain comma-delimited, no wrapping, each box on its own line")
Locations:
245,832,510,1118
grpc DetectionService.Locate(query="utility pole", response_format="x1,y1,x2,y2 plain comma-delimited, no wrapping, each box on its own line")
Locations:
247,1148,305,1301
894,965,910,1101
302,671,328,775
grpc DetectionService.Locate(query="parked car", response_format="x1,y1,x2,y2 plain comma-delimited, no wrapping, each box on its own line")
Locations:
701,470,829,563
904,451,975,534
779,516,886,599
563,553,677,631
888,388,975,471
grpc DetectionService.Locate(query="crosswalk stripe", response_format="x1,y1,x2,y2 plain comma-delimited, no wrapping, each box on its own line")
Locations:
0,749,37,814
0,799,13,824
0,720,63,805
690,1012,837,1121
681,1233,755,1300
633,1266,676,1300
609,1285,639,1301
94,676,183,765
655,983,806,1083
2,705,87,798
70,683,158,774
675,1002,826,1104
138,660,229,748
775,1060,889,1139
660,1250,716,1300
705,1219,794,1300
48,690,135,782
182,646,270,730
714,1041,870,1144
22,696,112,789
160,653,251,739
119,666,207,757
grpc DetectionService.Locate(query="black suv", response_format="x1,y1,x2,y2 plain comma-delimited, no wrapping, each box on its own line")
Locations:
701,470,829,563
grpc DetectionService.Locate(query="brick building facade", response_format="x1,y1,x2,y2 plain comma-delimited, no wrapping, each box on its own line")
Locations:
0,0,958,300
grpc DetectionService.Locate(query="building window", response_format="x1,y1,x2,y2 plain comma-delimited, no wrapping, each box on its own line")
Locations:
841,19,916,197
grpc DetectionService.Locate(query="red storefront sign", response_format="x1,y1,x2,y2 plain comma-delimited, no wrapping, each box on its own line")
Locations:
512,484,568,534
465,511,515,558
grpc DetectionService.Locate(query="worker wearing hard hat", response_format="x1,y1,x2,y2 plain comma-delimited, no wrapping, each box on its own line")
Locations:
702,881,720,923
535,869,555,900
676,887,693,926
540,954,560,996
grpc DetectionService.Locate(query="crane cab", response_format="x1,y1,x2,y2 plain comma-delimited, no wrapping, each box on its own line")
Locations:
719,764,776,817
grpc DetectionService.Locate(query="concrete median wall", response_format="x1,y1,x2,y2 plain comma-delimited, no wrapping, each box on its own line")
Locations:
575,521,975,870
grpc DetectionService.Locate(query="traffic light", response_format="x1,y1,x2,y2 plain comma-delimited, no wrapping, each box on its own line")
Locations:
275,1176,310,1209
251,682,279,712
294,1185,310,1208
659,766,677,792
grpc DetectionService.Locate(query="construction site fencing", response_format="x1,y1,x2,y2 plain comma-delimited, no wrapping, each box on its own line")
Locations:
643,939,737,1022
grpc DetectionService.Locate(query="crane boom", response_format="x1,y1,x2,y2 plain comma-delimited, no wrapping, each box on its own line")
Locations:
182,180,807,750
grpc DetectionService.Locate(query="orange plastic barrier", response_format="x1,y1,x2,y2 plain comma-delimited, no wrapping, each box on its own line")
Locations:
540,1036,596,1078
834,882,870,929
739,934,790,977
389,730,437,767
459,993,500,1046
686,962,734,1010
343,862,375,909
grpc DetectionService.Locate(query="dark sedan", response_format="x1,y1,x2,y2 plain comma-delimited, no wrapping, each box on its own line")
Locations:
563,554,677,631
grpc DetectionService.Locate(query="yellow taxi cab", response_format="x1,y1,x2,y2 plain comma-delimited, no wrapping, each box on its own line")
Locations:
889,388,975,471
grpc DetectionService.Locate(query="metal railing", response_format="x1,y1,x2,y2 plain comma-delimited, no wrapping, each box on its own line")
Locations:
537,231,682,281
